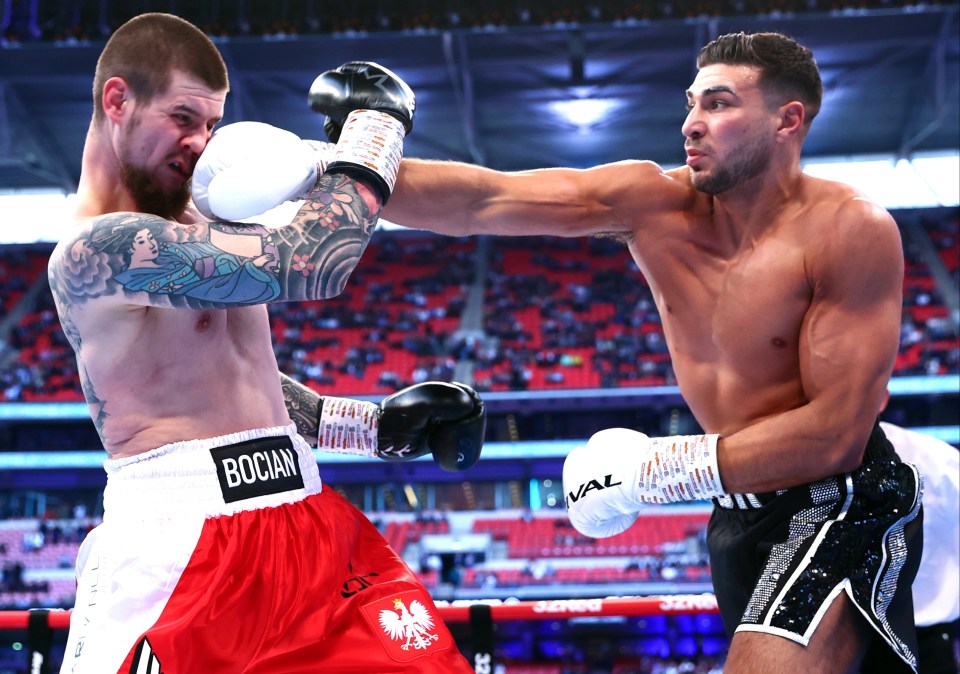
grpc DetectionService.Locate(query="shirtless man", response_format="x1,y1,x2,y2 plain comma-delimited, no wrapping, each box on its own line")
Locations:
378,31,924,674
48,13,481,673
195,31,923,673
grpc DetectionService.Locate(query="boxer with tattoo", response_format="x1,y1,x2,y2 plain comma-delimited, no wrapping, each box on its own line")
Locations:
48,13,480,673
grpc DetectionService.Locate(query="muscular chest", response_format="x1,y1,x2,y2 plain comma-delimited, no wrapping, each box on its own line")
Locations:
710,251,809,355
646,236,812,363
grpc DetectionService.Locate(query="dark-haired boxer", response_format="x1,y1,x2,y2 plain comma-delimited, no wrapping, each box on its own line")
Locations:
384,31,922,674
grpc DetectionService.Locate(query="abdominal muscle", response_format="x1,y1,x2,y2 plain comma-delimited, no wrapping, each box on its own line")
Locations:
81,304,291,459
672,354,808,438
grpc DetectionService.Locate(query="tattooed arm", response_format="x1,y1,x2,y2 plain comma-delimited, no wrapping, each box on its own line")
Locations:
280,372,322,447
48,171,382,312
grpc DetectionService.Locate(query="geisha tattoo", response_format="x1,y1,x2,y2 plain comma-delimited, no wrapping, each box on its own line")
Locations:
52,172,379,309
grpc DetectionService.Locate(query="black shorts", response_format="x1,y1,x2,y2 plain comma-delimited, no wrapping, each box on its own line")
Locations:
707,423,924,672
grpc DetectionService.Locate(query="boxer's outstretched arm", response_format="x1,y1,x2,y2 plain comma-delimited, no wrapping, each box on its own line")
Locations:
384,158,686,238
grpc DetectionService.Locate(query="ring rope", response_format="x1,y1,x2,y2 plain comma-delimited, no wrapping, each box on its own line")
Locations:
0,594,718,630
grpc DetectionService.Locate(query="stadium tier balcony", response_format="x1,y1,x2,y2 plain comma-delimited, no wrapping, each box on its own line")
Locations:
473,511,708,557
453,511,711,590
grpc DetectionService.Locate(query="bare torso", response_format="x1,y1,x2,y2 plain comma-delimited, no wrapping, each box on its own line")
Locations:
52,70,386,460
49,210,290,459
627,168,841,436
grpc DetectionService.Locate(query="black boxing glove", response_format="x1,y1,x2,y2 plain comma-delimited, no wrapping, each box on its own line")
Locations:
317,382,485,472
307,62,415,203
308,61,416,142
427,383,485,471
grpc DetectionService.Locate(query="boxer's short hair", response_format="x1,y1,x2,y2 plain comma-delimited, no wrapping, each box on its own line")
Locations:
93,13,229,121
698,32,823,125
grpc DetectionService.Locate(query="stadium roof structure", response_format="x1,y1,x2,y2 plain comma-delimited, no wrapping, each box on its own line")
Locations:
0,7,957,192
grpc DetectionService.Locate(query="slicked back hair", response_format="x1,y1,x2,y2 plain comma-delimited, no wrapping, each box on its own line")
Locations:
697,32,823,126
92,13,228,122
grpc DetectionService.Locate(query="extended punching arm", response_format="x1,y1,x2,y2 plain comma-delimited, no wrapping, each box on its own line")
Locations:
192,61,415,221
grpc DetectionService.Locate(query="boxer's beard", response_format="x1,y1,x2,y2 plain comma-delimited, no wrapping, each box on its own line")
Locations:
690,135,770,195
119,114,189,219
121,162,190,220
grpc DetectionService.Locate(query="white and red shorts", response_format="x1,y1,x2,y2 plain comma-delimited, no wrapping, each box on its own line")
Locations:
61,424,472,674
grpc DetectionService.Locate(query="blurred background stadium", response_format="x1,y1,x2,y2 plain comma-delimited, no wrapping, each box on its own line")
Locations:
0,1,957,672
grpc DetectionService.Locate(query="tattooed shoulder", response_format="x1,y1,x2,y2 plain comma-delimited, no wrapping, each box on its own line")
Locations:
49,212,181,304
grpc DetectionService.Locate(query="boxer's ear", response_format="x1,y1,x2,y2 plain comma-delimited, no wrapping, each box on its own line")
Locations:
776,100,805,141
102,77,129,124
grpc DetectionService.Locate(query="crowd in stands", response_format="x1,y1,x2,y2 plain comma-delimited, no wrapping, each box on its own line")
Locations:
0,511,95,610
1,290,78,402
0,248,38,318
897,215,960,375
474,236,674,391
269,234,474,393
1,0,950,47
1,209,957,402
365,507,716,596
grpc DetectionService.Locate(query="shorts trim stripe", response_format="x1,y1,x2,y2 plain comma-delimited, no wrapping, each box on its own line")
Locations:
738,475,844,626
803,581,851,643
735,623,811,645
760,475,855,631
868,463,922,669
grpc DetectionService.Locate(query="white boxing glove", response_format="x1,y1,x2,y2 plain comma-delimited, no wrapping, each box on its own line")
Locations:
563,428,724,539
191,121,336,221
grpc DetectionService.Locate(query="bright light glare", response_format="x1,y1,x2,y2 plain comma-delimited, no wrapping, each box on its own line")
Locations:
550,98,617,127
911,153,960,206
803,154,960,209
0,192,77,244
803,158,899,200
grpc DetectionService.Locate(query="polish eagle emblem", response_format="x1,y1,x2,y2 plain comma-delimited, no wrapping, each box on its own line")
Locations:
378,597,440,650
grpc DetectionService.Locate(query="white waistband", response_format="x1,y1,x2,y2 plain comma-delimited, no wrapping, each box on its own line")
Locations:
102,424,322,522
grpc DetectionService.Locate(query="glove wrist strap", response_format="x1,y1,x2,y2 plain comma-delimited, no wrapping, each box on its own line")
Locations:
317,397,379,457
326,110,405,202
639,434,724,503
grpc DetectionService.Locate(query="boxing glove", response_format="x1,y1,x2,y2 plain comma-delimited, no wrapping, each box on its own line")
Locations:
308,61,415,141
563,428,724,538
191,121,336,221
308,62,415,203
318,382,486,472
